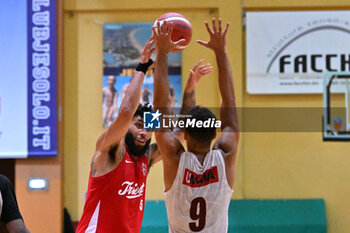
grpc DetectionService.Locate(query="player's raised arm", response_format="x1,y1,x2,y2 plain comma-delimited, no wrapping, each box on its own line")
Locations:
197,18,239,165
97,38,155,154
153,21,184,114
180,59,213,114
175,60,213,142
153,21,185,190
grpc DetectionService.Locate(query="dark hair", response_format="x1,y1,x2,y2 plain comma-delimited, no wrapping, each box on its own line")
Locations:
185,106,217,144
134,103,153,117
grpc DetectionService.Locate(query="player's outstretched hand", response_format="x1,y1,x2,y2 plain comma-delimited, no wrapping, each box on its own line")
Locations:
197,18,229,54
152,20,185,54
140,37,156,64
185,59,213,92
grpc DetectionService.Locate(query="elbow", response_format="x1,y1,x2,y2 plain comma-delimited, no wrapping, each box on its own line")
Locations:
118,106,135,118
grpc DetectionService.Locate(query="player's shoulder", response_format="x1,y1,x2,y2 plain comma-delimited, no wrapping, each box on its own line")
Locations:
203,148,224,157
212,148,226,155
206,149,228,165
211,144,232,157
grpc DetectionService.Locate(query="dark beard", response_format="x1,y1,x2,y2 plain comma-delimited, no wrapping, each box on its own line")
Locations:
124,131,151,157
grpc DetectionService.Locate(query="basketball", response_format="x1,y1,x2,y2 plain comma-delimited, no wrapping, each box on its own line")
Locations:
153,12,192,53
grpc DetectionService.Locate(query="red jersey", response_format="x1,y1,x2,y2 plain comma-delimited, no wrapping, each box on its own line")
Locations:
76,151,149,233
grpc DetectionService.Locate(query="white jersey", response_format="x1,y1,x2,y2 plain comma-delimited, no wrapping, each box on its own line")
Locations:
164,150,233,233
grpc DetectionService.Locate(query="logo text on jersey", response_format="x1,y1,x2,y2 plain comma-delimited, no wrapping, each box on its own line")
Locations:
118,181,145,199
182,166,219,188
140,162,147,176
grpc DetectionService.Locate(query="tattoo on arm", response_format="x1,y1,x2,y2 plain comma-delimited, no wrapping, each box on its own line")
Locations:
119,147,125,161
181,91,195,114
184,91,195,100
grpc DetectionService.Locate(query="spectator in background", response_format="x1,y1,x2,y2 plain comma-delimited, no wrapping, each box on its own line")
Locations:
103,75,119,127
0,174,30,233
141,85,152,105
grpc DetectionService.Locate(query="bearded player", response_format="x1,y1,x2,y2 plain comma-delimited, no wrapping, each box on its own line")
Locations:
76,38,162,233
153,18,239,233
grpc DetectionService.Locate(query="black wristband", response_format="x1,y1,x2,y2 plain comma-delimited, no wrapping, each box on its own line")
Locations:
136,59,153,74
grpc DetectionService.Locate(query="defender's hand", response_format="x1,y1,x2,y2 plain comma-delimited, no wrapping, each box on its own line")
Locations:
197,18,229,54
185,59,213,93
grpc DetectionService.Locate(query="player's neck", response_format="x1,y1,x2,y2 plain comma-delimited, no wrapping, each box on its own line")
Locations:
187,144,210,164
122,139,143,161
121,140,132,159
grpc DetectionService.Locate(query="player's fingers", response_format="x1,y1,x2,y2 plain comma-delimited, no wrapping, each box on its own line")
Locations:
193,59,204,71
204,21,213,35
207,65,214,71
168,22,174,37
174,38,185,45
198,65,212,72
162,21,165,34
223,22,230,36
204,68,214,74
201,68,213,73
199,67,213,73
196,40,209,48
201,64,214,69
149,47,156,54
146,38,154,47
152,26,157,37
163,21,169,34
157,21,162,34
218,18,222,33
201,63,212,69
212,18,217,33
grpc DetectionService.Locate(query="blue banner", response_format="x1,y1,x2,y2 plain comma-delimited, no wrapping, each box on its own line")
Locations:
27,0,57,157
0,0,57,158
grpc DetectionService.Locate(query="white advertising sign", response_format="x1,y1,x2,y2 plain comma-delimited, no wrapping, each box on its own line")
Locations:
246,11,350,94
